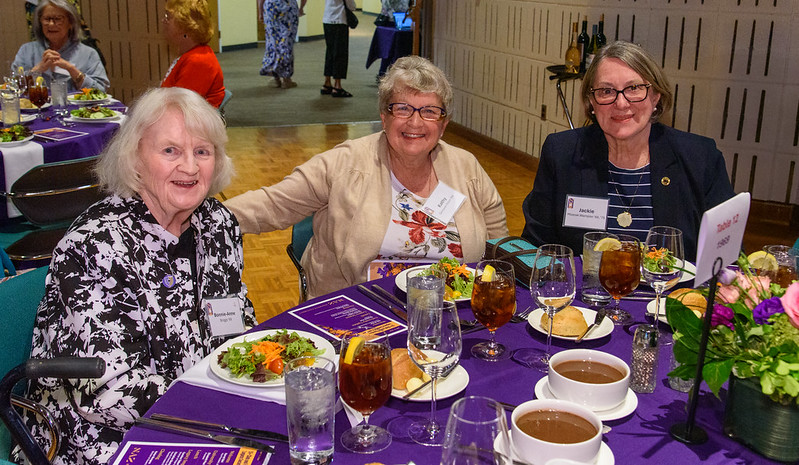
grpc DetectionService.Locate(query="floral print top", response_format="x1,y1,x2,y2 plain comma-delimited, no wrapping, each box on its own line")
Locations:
22,195,256,465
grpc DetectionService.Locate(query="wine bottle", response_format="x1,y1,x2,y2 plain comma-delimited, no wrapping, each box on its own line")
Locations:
585,24,598,69
597,14,607,48
577,19,590,73
565,22,580,73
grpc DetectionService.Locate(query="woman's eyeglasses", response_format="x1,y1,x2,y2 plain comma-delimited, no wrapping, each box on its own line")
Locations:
589,84,651,105
41,15,67,25
387,103,447,121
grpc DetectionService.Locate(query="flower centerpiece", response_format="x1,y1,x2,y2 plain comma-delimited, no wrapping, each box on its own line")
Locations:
666,252,799,461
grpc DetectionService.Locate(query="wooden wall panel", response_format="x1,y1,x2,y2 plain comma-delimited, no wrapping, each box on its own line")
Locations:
433,0,799,204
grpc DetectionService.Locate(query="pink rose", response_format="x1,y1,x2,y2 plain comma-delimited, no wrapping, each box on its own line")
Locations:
781,282,799,329
717,284,740,304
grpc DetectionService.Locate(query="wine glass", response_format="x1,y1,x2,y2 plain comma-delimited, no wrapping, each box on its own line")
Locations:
338,333,393,453
28,74,49,119
406,300,461,445
599,234,642,324
440,396,512,465
522,244,576,372
642,226,684,326
470,260,517,361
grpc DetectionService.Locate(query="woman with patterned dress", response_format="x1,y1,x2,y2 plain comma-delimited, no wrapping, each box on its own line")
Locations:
258,0,307,89
22,87,256,464
225,56,508,299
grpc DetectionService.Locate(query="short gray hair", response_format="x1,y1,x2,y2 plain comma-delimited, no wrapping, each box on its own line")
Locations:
581,41,673,124
33,0,83,45
378,56,453,119
95,87,233,198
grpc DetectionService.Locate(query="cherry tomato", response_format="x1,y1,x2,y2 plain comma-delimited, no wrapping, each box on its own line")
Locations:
268,358,284,375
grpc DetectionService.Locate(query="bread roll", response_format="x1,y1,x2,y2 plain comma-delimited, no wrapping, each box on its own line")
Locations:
540,306,588,337
669,288,707,317
391,348,422,390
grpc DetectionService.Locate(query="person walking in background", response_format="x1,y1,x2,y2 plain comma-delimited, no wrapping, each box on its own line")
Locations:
258,0,307,89
321,0,356,98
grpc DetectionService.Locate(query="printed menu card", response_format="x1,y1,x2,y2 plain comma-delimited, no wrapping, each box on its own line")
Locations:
112,442,269,465
289,295,406,339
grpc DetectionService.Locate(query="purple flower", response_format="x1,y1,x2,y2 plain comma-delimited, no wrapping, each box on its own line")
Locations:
718,268,737,285
711,304,735,330
752,297,785,325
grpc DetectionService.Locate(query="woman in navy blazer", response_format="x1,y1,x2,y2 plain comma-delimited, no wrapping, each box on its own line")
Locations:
522,41,734,261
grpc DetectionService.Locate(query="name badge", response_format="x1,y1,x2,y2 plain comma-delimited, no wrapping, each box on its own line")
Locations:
562,195,609,230
422,181,466,224
203,297,246,338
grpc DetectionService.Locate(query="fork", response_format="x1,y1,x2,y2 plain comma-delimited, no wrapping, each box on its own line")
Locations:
510,305,533,323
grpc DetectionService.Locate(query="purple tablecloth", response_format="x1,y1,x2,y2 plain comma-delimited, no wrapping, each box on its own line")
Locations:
366,26,413,76
116,270,778,464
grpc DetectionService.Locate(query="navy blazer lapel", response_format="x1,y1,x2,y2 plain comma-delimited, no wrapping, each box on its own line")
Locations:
648,124,680,225
575,125,609,198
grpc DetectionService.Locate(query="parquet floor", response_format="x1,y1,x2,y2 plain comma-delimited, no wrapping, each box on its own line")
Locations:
220,123,535,323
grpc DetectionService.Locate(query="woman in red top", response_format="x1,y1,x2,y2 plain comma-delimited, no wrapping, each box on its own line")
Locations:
161,0,225,108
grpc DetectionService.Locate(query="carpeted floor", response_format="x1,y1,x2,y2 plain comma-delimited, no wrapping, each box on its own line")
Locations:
219,10,384,128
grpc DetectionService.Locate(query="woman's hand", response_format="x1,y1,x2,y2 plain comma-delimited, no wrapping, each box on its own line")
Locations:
33,49,62,72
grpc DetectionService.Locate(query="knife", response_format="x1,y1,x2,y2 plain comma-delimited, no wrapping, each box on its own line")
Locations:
151,413,289,443
371,284,407,310
402,363,458,400
575,310,606,343
357,284,408,321
135,417,275,453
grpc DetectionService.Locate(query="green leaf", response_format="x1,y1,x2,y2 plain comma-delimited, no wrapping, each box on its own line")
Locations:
702,359,734,397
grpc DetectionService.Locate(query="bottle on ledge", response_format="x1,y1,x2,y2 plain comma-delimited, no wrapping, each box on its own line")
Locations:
597,13,607,48
577,19,590,73
585,24,598,69
565,22,580,73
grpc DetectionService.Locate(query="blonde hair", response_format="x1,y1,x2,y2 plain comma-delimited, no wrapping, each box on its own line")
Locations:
95,87,232,198
165,0,214,45
378,56,453,118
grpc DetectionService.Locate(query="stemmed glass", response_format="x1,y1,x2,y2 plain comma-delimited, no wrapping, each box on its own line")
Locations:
440,396,512,465
338,333,393,453
407,300,462,446
28,74,49,119
642,226,684,326
523,244,576,372
599,234,642,324
470,260,517,361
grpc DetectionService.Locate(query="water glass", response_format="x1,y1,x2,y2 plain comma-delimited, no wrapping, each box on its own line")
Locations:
285,356,336,465
407,272,445,316
581,231,616,307
1,88,20,126
440,396,512,465
51,75,69,118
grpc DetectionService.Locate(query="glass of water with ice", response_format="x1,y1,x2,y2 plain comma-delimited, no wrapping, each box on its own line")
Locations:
285,355,336,465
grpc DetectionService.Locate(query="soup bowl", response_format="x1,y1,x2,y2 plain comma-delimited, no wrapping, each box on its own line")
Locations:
548,349,630,411
511,399,602,464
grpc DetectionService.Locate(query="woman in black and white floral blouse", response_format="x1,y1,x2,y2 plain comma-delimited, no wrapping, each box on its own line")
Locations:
23,87,256,464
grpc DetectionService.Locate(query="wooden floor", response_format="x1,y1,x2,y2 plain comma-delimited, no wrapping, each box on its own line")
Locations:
222,123,797,324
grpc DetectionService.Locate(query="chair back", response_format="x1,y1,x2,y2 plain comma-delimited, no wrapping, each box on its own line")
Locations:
0,266,48,459
286,216,314,303
219,89,233,113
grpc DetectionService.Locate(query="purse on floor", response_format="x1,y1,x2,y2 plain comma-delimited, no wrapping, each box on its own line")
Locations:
484,236,538,288
343,1,359,29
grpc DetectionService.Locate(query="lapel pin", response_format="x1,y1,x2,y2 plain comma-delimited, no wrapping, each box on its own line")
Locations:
661,177,671,186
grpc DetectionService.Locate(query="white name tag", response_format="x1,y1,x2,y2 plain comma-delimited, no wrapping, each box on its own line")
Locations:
204,297,246,338
562,195,609,230
422,181,465,224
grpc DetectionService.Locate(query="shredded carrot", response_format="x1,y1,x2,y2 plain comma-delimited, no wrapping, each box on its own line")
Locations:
81,88,91,94
249,340,285,366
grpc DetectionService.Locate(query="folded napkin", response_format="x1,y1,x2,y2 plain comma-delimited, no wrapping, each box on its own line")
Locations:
2,141,44,217
172,353,288,405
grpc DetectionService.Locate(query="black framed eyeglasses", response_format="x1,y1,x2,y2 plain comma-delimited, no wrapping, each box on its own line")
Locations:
41,15,67,25
589,84,652,105
386,103,447,121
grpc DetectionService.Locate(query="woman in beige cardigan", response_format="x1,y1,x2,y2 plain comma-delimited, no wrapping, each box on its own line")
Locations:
224,56,508,298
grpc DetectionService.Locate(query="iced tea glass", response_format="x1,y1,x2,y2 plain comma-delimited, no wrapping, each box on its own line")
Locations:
470,260,516,361
599,234,641,324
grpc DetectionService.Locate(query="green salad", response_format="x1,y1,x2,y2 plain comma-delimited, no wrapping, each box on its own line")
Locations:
70,106,116,119
0,124,32,143
217,330,324,383
71,88,108,100
418,257,474,300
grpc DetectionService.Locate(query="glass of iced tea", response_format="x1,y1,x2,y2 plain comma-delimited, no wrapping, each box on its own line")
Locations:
599,234,642,324
28,74,49,119
470,260,516,361
763,245,799,288
338,333,393,453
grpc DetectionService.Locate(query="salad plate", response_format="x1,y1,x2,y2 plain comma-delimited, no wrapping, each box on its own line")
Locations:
391,364,469,402
0,135,34,147
645,299,669,324
527,307,614,341
395,264,475,302
67,92,111,105
209,329,336,388
20,99,50,112
640,261,696,284
66,109,122,122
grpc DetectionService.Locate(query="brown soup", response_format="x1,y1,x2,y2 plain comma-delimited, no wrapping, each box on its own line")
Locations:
553,360,625,384
516,409,597,444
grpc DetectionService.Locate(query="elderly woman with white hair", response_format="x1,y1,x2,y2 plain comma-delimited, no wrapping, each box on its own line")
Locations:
23,87,255,464
13,0,109,92
225,55,508,299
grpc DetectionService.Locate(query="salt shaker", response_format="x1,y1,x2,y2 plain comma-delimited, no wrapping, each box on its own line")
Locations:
630,324,659,393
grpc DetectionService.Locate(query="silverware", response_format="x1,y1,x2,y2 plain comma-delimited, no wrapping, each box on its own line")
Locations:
576,310,606,343
357,284,407,321
371,284,477,328
499,401,517,412
621,290,657,301
402,363,458,400
151,413,289,443
135,417,275,453
510,306,533,323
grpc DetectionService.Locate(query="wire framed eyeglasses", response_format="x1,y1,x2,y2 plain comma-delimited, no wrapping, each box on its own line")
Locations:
386,103,447,121
589,84,652,105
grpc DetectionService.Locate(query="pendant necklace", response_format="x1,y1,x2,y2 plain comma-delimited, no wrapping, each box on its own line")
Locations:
610,166,646,228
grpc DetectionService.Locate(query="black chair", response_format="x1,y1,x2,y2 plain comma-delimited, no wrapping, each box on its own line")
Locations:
285,216,314,304
0,157,104,268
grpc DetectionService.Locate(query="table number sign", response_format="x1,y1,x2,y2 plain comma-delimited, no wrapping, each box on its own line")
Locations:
694,192,751,285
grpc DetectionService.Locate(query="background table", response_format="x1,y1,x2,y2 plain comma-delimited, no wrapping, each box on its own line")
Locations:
116,266,778,464
366,26,413,77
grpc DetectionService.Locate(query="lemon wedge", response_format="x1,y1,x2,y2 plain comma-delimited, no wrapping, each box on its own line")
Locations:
594,237,622,252
35,76,45,86
343,336,365,364
482,264,496,282
747,251,778,272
